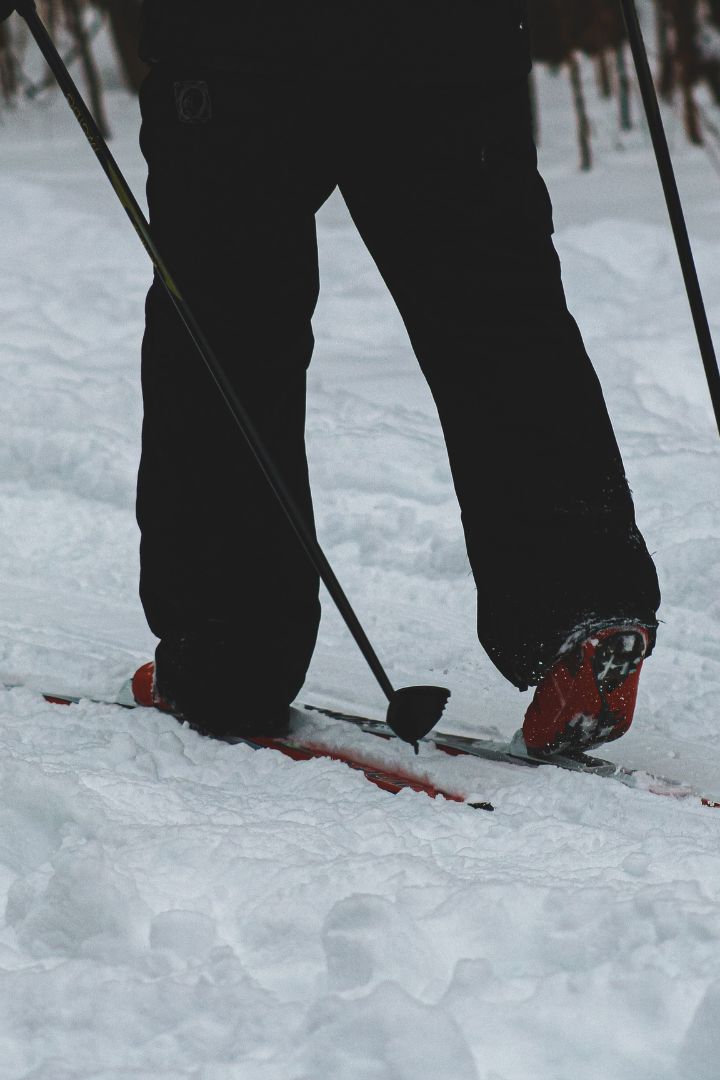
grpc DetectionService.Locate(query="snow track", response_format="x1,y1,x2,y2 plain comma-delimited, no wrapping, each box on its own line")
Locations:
1,64,720,1079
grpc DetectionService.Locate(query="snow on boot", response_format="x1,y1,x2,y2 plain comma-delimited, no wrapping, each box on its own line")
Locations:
520,626,649,756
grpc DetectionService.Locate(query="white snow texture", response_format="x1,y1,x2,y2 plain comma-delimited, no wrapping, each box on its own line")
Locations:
1,44,720,1080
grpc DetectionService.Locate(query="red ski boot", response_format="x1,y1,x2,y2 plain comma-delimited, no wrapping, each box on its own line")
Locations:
521,626,650,756
130,660,291,741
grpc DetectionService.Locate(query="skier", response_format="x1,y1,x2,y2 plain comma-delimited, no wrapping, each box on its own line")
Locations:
1,2,661,756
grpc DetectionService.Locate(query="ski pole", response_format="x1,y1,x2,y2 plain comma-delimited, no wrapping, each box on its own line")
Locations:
619,0,720,438
12,0,449,745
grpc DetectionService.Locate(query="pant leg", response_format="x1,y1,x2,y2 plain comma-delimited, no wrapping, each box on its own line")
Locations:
138,69,336,706
337,78,660,688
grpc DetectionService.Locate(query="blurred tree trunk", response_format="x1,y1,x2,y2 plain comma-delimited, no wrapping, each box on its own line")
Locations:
98,0,147,92
64,0,111,138
568,53,592,169
700,0,720,105
616,43,632,131
43,0,60,38
656,0,676,101
0,21,19,102
665,0,702,144
574,0,628,139
596,50,612,97
529,0,594,169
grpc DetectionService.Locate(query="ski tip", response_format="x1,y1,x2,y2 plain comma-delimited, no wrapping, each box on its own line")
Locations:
386,685,451,747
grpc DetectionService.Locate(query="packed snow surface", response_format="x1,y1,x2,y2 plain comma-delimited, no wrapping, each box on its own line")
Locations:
1,51,720,1080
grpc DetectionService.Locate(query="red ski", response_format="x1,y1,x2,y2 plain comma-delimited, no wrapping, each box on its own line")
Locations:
37,684,494,812
10,676,720,812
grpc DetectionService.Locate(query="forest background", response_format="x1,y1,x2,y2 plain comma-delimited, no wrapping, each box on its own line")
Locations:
1,1,720,173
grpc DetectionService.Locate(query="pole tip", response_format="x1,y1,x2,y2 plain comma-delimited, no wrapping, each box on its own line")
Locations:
386,685,450,749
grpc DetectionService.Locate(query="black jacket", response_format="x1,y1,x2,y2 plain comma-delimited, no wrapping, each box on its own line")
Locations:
140,1,531,83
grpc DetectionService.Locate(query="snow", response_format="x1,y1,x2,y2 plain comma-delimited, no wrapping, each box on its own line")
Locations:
1,48,720,1080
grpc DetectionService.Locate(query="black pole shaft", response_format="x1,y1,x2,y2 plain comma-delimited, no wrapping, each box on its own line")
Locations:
619,0,720,438
16,0,397,702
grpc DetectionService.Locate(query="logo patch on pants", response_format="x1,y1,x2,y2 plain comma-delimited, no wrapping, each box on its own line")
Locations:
174,81,212,123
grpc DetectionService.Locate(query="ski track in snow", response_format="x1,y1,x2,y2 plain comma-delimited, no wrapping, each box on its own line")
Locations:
1,57,720,1079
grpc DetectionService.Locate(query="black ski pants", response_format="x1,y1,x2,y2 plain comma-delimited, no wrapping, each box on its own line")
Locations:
138,69,660,706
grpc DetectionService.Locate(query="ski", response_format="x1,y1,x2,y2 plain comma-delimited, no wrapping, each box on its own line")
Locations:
8,677,719,810
306,704,720,809
26,683,494,812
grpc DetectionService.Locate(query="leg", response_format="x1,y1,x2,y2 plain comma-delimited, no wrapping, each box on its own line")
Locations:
138,70,336,725
337,78,660,688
